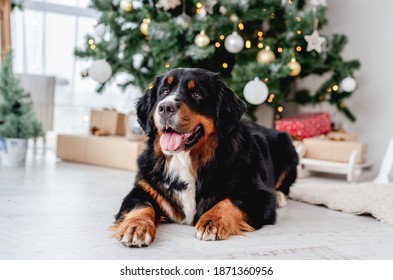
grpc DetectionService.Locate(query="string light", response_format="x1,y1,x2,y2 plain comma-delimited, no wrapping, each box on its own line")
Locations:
332,85,339,91
245,40,251,48
263,77,269,83
258,43,264,48
319,95,324,101
222,62,228,69
165,63,170,68
90,44,96,49
296,17,302,22
88,39,94,45
327,87,332,92
196,2,202,8
296,46,302,52
258,31,263,37
238,22,245,30
215,42,221,48
275,114,281,120
277,47,283,53
277,106,284,113
219,34,225,40
296,30,302,35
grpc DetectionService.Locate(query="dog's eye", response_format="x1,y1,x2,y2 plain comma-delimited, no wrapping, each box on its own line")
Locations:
191,91,202,100
161,88,169,96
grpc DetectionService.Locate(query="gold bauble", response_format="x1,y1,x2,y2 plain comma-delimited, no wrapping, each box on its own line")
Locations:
120,0,133,12
287,58,301,76
140,18,150,36
194,30,210,48
256,46,276,65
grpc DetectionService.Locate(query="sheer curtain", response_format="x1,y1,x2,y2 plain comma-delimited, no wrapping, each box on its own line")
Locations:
12,0,141,134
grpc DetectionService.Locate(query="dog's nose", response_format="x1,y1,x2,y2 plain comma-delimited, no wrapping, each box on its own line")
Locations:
158,101,177,118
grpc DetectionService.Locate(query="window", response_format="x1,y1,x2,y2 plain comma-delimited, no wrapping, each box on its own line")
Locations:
12,0,141,134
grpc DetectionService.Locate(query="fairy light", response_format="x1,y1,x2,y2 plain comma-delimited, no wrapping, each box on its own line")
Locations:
165,63,170,68
238,22,245,30
277,47,283,53
88,39,94,45
296,17,302,22
258,43,264,48
277,106,284,113
332,85,339,91
327,87,332,93
245,40,251,48
196,8,201,14
219,34,225,40
90,44,96,50
263,77,269,83
196,2,202,8
319,95,325,101
215,42,221,48
296,46,302,52
296,30,302,35
222,62,228,69
275,114,281,120
258,31,263,37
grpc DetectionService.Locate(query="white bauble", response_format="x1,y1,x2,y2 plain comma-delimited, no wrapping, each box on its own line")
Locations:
340,76,357,92
94,23,106,38
120,0,133,11
224,31,244,54
89,60,112,83
194,31,210,48
243,77,269,105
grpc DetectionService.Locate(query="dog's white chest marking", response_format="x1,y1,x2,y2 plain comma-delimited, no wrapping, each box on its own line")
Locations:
166,151,196,225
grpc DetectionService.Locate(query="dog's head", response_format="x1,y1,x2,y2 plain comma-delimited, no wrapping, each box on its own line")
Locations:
137,68,246,154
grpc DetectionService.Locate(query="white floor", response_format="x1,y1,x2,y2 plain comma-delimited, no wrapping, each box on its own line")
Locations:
1,149,393,260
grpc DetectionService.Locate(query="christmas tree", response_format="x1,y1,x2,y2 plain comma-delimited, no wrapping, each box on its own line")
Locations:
75,0,360,121
0,53,44,139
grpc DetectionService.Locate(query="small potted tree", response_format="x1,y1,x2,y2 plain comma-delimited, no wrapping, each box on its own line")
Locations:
0,52,43,167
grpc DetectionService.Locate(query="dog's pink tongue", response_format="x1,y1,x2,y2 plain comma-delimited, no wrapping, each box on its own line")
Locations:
160,132,182,151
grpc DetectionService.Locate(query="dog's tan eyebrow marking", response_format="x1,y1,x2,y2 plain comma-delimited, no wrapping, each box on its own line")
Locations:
167,76,174,85
187,80,196,90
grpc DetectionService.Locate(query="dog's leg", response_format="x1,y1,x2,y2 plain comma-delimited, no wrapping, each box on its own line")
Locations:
112,206,156,248
194,199,254,241
276,191,288,208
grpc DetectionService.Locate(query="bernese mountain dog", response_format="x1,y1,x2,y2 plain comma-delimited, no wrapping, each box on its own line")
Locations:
112,68,299,247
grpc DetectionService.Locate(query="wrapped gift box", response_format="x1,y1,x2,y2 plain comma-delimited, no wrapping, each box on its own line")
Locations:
303,137,367,164
57,134,146,171
90,109,126,136
275,112,331,140
326,131,357,141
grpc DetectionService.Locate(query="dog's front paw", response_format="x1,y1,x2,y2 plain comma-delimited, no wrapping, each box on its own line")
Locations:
195,216,230,241
112,219,156,248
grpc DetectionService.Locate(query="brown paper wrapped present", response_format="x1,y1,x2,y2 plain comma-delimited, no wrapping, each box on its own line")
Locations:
90,109,125,136
303,137,367,164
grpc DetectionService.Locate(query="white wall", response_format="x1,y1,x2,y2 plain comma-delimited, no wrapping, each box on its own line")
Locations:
299,0,393,172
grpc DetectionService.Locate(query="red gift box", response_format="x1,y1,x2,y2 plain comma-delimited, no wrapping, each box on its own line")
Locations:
274,113,331,140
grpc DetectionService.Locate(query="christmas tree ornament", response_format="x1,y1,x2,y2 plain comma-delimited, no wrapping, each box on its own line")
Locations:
194,30,210,48
89,60,113,83
93,23,106,38
340,76,357,92
205,0,218,14
304,29,326,53
256,46,276,65
157,0,181,11
219,5,227,15
305,17,326,53
120,0,133,12
243,77,269,105
196,6,207,19
140,18,150,36
224,31,244,53
287,58,301,76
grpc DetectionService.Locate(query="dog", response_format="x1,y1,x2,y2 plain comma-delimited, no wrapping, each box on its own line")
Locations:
112,68,299,247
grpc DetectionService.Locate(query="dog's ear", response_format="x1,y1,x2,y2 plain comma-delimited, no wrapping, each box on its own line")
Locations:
215,76,246,136
136,75,162,135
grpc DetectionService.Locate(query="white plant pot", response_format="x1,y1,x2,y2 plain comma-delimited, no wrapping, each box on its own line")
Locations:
0,138,28,167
